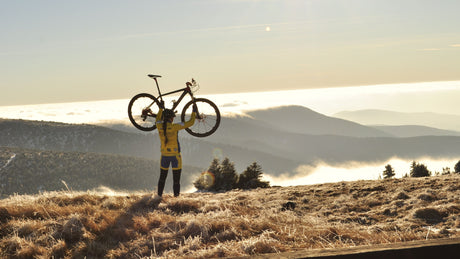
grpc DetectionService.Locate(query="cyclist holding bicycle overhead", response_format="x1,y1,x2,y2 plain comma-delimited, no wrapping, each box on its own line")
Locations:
155,106,197,197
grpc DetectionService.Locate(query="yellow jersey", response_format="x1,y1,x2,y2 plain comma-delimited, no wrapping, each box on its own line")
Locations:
155,109,196,155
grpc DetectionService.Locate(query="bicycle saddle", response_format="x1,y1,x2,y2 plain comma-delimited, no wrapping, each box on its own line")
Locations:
148,74,162,78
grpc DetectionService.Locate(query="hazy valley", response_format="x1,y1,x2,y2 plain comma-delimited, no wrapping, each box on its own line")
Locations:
2,105,460,197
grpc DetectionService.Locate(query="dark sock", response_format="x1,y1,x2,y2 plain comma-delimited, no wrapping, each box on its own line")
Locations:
157,169,168,196
173,169,181,197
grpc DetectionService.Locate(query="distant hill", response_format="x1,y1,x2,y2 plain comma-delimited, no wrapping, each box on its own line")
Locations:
3,106,460,183
371,125,460,138
202,109,460,165
0,146,203,198
0,118,157,158
246,106,391,137
0,118,302,174
334,109,460,132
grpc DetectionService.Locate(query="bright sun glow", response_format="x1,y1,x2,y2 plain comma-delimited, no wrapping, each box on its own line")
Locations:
265,26,271,32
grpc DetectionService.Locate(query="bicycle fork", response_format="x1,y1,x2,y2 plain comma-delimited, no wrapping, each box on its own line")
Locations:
192,98,202,120
186,82,202,120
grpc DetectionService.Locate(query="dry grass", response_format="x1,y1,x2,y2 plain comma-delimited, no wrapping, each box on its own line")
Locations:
0,174,459,258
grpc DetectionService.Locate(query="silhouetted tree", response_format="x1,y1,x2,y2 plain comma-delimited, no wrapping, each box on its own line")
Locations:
454,160,460,174
382,164,395,179
194,158,221,191
219,158,238,191
410,161,431,177
194,159,270,192
237,162,270,189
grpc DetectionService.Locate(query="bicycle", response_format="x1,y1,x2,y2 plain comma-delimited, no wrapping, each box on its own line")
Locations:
128,74,221,137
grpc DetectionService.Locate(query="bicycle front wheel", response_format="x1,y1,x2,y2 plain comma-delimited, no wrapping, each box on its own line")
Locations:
128,93,160,131
181,98,221,137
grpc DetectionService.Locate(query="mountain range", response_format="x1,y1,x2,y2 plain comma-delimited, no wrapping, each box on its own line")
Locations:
371,125,460,138
334,109,460,132
2,105,460,196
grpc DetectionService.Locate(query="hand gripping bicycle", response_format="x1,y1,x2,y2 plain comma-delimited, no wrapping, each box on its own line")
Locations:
127,75,221,137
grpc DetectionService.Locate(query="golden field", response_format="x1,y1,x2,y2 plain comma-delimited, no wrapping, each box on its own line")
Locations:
0,174,459,258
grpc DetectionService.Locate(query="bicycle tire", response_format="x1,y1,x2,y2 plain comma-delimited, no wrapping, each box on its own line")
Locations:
127,93,161,131
181,98,221,137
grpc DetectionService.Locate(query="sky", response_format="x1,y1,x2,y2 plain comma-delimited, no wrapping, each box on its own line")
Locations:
1,0,460,106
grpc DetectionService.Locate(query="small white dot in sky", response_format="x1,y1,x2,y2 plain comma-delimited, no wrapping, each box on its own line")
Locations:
265,26,271,32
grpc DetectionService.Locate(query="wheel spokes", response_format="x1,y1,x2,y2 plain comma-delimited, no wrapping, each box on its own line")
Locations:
128,93,159,131
181,98,220,137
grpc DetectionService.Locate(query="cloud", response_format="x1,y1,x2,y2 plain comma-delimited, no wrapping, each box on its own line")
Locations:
450,44,460,47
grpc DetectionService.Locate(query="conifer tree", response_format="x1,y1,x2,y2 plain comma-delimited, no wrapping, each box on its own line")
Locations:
454,160,460,174
194,159,271,192
208,158,223,191
382,164,395,179
219,157,238,191
237,162,269,189
193,158,221,191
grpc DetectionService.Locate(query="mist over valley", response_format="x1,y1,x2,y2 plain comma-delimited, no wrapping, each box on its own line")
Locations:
2,103,460,197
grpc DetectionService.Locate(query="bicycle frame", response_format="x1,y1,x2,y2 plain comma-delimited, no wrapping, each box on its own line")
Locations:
150,77,199,118
158,86,193,111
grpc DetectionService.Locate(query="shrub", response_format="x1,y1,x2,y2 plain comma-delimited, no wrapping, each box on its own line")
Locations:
414,208,445,224
395,192,409,200
409,161,431,178
442,167,451,175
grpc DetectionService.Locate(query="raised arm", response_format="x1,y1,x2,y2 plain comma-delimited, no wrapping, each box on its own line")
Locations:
156,108,164,123
183,112,196,128
174,112,196,130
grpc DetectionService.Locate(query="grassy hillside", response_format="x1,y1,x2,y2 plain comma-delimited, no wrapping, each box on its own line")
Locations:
0,118,302,174
0,147,203,198
0,175,458,258
0,118,157,158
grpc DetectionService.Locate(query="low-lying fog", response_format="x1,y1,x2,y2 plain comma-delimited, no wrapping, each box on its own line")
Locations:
263,157,459,187
1,81,460,124
2,81,459,189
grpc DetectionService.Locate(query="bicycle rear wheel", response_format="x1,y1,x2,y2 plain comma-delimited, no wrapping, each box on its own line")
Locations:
128,93,160,131
181,98,221,137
